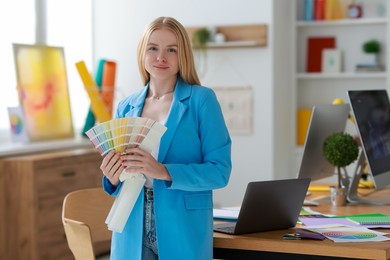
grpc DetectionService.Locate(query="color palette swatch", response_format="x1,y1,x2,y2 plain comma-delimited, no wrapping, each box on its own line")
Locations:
7,106,29,142
322,231,377,240
302,224,390,242
85,117,167,156
86,117,167,234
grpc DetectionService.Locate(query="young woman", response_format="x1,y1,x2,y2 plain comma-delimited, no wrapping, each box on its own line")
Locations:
100,16,232,260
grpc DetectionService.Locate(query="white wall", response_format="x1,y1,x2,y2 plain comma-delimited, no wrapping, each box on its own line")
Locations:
93,0,285,207
272,1,294,180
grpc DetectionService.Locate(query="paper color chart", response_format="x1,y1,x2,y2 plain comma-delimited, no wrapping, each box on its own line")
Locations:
322,231,377,240
85,117,167,156
302,224,390,242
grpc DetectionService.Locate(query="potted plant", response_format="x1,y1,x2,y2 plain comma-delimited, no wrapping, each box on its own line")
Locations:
192,28,210,49
192,28,210,78
323,132,359,206
362,39,381,66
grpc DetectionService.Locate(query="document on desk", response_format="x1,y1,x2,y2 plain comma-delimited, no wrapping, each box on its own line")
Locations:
300,207,335,217
301,224,390,242
213,207,240,221
300,217,359,227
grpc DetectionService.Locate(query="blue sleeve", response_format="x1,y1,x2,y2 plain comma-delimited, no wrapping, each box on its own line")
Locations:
165,90,232,191
102,176,122,196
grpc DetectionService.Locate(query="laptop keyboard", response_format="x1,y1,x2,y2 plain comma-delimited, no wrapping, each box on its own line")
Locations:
214,225,235,234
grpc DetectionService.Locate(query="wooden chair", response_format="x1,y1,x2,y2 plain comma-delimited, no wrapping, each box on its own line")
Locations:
62,188,114,260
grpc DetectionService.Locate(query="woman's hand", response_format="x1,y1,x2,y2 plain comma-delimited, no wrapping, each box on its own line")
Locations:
121,147,171,181
100,150,125,186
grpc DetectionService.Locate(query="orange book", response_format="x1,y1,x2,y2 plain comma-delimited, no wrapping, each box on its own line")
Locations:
324,0,335,20
333,0,345,19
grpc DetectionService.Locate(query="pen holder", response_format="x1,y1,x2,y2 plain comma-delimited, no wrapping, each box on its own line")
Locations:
330,186,347,206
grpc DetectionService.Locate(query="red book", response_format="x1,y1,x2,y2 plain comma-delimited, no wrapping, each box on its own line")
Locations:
314,0,325,20
306,37,336,73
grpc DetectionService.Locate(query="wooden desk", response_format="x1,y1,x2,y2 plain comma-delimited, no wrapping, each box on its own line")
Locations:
213,187,390,260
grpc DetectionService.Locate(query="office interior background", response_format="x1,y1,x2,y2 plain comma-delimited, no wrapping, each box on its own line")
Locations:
1,0,389,209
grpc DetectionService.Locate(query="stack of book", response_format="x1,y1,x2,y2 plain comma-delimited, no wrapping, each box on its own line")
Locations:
355,64,384,72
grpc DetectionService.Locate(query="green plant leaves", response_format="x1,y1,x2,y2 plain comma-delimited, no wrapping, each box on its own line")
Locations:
323,132,359,167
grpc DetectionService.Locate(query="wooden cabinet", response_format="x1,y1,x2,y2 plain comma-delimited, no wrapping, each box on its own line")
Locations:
0,148,103,260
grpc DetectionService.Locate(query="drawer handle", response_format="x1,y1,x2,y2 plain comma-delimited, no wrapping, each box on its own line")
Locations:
62,171,76,177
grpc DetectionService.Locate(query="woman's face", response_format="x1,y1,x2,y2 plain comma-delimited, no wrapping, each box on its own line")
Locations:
144,28,179,82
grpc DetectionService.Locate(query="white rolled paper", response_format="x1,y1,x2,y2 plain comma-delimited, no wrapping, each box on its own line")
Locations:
105,172,146,233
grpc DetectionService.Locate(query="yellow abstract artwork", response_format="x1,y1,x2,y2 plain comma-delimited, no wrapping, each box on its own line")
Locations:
13,44,74,141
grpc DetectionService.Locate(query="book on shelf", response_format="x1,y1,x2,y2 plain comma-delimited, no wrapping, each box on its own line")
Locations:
324,0,335,20
355,64,384,72
304,0,314,21
303,0,345,21
330,0,345,19
314,0,325,20
306,37,336,72
297,108,312,146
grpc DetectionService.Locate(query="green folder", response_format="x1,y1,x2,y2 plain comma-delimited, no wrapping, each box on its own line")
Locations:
347,215,390,225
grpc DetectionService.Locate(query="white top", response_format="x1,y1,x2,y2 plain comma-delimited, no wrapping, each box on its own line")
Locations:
144,143,160,188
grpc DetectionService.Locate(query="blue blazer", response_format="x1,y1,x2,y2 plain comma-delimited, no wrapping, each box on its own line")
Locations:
103,77,232,260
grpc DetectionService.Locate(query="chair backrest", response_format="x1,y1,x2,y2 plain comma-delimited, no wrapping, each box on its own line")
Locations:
62,188,114,260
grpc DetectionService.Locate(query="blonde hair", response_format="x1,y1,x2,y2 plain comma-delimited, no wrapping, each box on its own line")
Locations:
137,17,200,86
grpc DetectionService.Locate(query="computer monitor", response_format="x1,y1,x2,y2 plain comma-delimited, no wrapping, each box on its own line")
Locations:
297,104,350,182
348,90,390,192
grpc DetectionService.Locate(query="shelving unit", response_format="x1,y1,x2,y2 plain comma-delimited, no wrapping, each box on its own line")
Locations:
296,17,387,27
291,0,390,172
296,72,387,79
185,24,267,48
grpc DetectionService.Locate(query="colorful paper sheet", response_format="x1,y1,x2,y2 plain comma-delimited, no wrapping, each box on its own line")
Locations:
85,117,166,156
82,59,106,137
300,217,359,227
75,61,111,123
101,61,116,117
301,224,390,243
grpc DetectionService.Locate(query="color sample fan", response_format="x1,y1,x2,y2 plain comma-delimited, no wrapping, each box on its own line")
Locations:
85,117,167,156
85,117,167,233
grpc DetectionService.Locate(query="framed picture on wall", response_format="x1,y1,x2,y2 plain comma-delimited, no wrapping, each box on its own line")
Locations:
13,44,74,141
322,49,342,73
211,86,253,135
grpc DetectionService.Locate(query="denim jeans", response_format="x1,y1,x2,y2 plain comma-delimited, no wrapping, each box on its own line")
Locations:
142,187,158,260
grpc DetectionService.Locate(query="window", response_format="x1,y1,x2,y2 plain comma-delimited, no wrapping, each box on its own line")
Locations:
0,0,92,141
46,0,92,135
0,0,35,132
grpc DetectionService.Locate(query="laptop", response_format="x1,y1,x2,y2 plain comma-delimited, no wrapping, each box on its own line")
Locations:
214,178,310,235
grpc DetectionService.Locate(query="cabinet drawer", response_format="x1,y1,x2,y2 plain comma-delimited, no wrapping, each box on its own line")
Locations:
38,227,73,260
35,160,102,198
36,164,102,229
